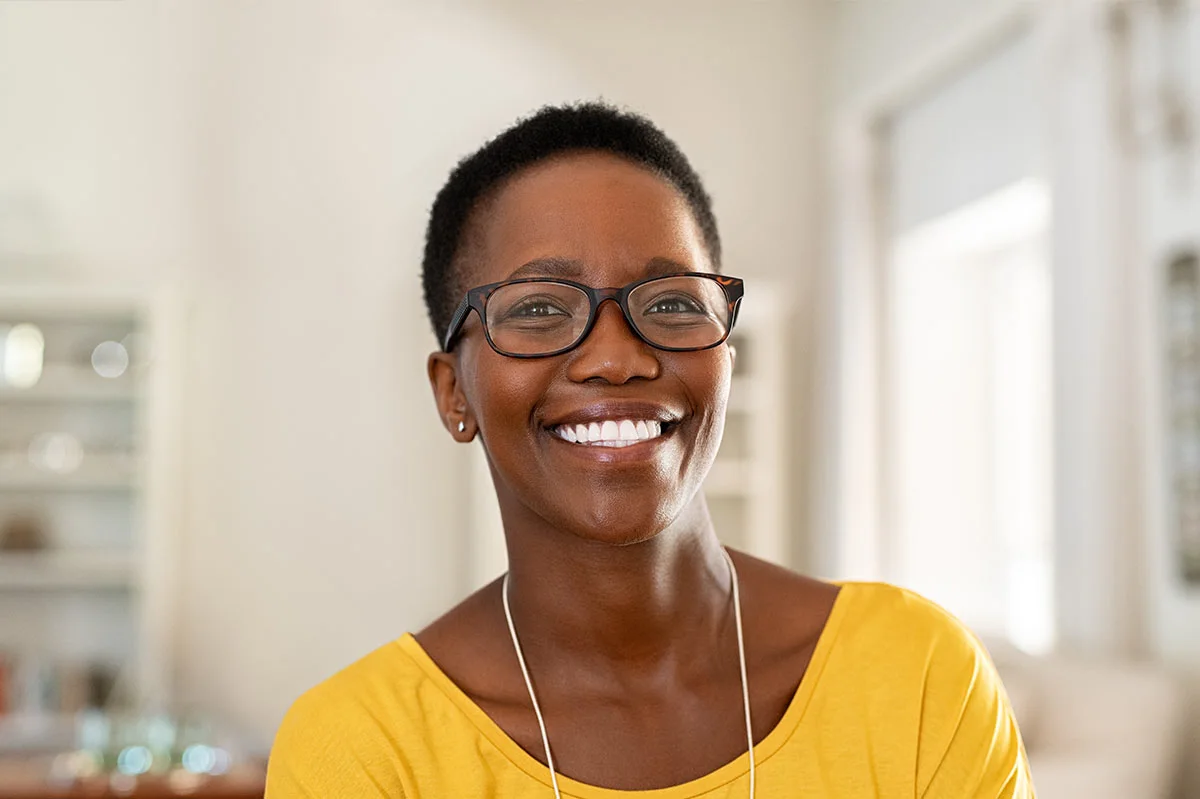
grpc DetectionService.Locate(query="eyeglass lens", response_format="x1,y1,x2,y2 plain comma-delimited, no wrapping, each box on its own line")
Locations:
484,276,731,356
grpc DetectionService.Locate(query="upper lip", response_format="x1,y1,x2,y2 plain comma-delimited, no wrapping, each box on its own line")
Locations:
541,400,684,429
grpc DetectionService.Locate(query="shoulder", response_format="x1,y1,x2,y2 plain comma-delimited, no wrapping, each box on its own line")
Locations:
823,581,1009,721
727,560,992,683
281,637,426,723
834,581,990,662
830,583,1031,797
835,580,963,623
266,640,425,798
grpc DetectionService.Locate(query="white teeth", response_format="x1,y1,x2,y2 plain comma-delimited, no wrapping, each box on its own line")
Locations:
552,419,669,447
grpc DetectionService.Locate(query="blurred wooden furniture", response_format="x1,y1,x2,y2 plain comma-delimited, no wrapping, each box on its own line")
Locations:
0,783,262,799
0,757,264,799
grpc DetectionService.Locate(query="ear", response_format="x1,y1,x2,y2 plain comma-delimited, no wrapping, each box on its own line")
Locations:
428,351,475,442
727,342,738,371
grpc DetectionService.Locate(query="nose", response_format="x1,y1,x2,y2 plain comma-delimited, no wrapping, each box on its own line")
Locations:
565,299,660,385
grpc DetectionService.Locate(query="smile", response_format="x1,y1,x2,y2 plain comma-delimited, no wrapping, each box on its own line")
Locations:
550,419,664,447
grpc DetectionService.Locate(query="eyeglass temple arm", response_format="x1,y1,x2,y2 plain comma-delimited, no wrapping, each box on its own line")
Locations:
729,296,743,331
442,296,472,352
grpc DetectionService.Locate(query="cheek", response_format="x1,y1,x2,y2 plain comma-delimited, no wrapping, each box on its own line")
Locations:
465,350,550,442
687,352,734,445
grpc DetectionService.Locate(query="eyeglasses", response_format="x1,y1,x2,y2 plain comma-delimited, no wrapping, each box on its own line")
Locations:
442,272,744,358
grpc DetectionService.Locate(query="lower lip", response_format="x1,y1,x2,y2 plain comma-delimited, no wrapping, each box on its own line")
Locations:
544,427,674,463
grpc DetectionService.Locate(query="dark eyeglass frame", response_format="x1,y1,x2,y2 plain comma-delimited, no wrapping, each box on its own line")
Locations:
441,271,744,358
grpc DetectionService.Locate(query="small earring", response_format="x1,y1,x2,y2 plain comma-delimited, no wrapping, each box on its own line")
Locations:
457,421,466,433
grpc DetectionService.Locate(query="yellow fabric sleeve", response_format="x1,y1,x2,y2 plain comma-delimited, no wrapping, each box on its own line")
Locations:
265,682,409,798
914,599,1035,799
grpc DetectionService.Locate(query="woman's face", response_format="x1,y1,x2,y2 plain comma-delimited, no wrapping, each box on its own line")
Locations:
431,152,732,545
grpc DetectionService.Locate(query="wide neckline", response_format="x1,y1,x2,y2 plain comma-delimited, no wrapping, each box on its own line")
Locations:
395,581,854,799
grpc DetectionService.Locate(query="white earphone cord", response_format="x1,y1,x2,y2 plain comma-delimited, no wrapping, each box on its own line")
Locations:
728,549,756,797
501,547,755,798
502,574,562,797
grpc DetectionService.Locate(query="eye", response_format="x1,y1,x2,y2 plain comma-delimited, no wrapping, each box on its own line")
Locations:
509,298,570,318
494,294,574,324
644,293,707,315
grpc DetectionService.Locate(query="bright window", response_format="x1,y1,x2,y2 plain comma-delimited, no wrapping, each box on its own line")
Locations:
886,179,1055,654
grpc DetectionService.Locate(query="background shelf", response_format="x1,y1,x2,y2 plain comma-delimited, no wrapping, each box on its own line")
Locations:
0,551,138,590
0,365,137,403
0,286,179,726
0,453,138,492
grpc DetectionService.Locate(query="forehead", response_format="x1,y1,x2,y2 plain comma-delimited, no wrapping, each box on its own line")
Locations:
462,151,711,287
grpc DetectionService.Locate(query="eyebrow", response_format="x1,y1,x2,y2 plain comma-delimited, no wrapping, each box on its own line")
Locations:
507,257,584,280
505,256,694,281
643,257,692,277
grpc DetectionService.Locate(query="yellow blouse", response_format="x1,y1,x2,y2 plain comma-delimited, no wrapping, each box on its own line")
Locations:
265,581,1034,798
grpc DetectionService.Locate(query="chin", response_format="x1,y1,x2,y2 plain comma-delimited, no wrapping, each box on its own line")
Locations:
553,493,683,548
574,524,661,547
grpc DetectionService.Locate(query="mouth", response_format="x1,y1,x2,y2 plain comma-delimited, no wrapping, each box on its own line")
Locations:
549,418,670,448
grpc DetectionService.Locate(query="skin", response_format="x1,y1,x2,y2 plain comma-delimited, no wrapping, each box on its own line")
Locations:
421,151,840,790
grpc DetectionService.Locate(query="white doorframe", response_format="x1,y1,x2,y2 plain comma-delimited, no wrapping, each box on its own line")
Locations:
821,0,1148,657
821,1,1037,582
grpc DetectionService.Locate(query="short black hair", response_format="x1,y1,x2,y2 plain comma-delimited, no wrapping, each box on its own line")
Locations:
421,102,722,343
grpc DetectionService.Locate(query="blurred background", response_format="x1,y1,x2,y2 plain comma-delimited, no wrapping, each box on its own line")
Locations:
0,0,1197,796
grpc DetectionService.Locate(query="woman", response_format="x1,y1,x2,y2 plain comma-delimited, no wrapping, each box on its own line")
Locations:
266,103,1034,798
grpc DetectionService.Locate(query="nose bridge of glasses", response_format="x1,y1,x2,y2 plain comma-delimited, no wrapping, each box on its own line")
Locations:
566,287,643,352
580,291,644,348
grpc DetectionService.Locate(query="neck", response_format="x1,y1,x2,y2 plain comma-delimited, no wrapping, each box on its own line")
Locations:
500,494,734,683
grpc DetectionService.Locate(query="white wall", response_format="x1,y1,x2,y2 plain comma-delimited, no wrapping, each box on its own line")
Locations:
0,2,194,279
886,30,1041,234
827,0,1016,109
0,0,822,746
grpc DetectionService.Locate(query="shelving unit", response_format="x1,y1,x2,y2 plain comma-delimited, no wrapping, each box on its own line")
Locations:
0,454,139,492
0,712,77,754
0,551,139,591
0,365,138,403
0,286,182,731
466,281,792,588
